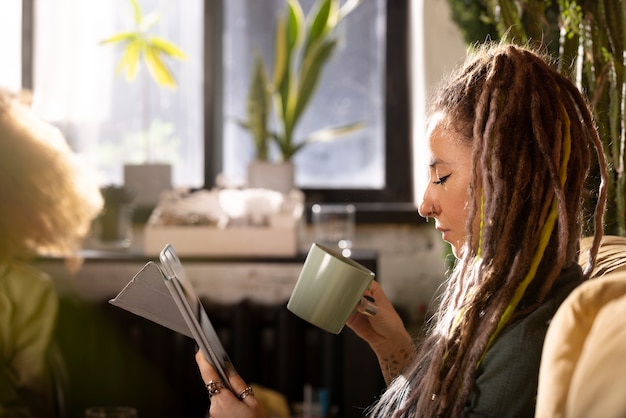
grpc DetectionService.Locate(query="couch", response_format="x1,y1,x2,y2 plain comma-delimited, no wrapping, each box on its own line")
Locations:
536,235,626,418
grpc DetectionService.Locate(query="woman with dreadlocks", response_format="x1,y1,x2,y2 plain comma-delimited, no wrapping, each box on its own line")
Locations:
195,42,608,418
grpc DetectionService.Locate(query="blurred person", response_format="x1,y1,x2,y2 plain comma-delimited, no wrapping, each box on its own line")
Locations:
0,88,103,416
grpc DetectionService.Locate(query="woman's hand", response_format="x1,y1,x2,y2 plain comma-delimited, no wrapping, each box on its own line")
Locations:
195,351,268,418
346,281,415,384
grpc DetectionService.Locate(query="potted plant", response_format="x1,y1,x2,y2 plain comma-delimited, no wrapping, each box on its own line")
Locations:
100,0,186,210
94,185,135,248
240,0,365,193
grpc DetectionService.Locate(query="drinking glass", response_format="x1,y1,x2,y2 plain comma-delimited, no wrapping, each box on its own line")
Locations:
311,203,356,257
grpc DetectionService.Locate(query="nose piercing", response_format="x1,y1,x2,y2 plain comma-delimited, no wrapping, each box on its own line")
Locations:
425,205,435,222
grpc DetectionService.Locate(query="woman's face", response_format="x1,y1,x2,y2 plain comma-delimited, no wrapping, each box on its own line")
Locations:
418,113,475,257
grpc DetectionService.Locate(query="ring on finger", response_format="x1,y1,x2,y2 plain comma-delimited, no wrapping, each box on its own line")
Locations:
238,386,255,400
206,380,225,397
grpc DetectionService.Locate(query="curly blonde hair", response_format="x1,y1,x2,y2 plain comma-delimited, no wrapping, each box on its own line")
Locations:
0,88,103,260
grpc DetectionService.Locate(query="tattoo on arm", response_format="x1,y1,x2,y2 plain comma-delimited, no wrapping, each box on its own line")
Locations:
379,346,414,384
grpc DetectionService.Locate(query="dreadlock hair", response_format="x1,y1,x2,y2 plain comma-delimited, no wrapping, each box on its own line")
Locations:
366,42,608,417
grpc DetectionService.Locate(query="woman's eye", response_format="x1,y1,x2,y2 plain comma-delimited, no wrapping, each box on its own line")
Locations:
434,174,450,185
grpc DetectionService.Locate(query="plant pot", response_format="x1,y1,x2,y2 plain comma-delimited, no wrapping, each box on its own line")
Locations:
94,203,134,249
124,163,172,208
247,161,295,194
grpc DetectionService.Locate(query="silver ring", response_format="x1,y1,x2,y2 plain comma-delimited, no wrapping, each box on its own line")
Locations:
238,386,254,400
206,380,225,396
357,296,378,317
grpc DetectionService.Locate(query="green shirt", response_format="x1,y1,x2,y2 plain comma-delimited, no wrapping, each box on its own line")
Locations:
463,264,584,418
0,262,58,417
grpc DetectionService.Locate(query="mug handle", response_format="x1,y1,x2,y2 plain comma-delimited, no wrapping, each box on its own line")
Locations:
357,295,378,317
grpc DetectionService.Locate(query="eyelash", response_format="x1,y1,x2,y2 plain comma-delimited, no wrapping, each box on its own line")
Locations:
433,174,450,185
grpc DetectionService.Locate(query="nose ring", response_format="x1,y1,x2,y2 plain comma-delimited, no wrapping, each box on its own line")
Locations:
425,205,435,222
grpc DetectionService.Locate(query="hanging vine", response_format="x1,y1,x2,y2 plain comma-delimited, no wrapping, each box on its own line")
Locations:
447,0,626,235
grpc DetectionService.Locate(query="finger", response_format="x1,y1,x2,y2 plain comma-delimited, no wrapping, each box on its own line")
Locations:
196,351,223,384
229,377,260,407
368,281,385,300
356,295,378,317
221,369,260,407
195,351,233,399
196,352,260,408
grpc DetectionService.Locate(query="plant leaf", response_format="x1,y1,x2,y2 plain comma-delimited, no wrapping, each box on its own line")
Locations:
272,15,288,89
272,88,288,149
140,11,161,31
144,46,177,88
284,121,365,160
235,119,251,130
286,0,305,52
100,0,187,90
280,65,301,145
247,52,271,160
288,39,337,133
283,141,307,160
261,0,362,161
129,0,142,25
150,36,187,59
338,0,363,20
100,31,137,45
275,0,305,118
117,38,143,81
304,121,366,143
304,0,338,57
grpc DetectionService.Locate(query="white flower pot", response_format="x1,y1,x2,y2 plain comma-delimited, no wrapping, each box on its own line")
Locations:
247,161,295,194
124,163,172,208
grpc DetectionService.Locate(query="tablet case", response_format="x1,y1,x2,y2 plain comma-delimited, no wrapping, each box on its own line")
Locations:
109,244,236,392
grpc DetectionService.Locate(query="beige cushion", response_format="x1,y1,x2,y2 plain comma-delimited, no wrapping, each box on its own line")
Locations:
536,235,626,418
578,235,626,277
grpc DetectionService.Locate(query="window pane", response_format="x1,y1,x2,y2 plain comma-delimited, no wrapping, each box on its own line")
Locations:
31,0,203,187
222,0,386,190
0,0,22,92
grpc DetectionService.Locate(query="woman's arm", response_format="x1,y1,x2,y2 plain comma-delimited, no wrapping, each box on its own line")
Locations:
346,281,416,384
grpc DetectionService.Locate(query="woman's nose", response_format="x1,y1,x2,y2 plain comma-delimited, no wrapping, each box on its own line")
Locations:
418,188,433,218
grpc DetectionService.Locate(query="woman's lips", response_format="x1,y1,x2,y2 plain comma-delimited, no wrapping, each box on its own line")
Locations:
436,225,450,241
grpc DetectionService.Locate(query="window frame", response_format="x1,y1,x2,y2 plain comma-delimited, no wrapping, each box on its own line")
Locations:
22,0,33,91
22,0,417,222
203,0,414,211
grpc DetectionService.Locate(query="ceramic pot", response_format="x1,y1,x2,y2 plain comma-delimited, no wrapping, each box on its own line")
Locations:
247,160,295,194
123,163,172,207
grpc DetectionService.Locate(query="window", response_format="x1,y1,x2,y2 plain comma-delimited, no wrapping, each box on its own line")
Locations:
221,0,386,191
206,0,413,205
30,0,204,187
7,0,413,211
0,1,23,93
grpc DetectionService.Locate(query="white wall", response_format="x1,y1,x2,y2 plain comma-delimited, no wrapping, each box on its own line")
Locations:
411,0,467,205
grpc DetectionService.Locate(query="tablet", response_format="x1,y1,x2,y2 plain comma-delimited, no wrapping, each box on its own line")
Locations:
158,244,237,392
109,244,236,394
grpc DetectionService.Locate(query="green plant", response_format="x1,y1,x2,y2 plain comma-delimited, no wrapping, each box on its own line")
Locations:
447,0,626,236
100,0,187,89
101,184,135,205
246,52,272,161
446,0,498,45
240,0,365,162
100,0,186,163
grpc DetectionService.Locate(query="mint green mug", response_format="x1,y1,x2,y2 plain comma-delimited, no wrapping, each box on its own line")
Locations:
287,243,377,334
